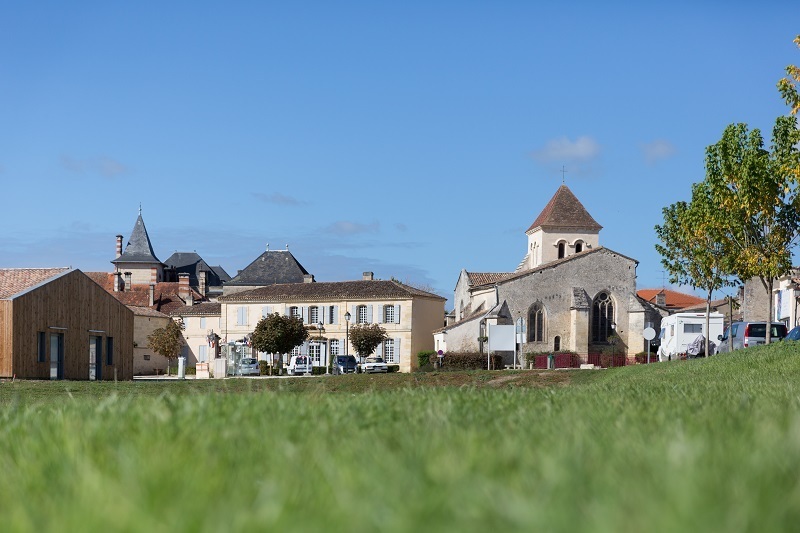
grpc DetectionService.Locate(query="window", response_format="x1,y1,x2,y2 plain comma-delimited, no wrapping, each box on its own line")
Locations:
328,306,336,324
309,343,321,365
384,305,395,324
200,317,206,329
330,339,340,356
199,345,208,363
591,292,614,343
38,332,46,363
106,337,114,366
684,323,702,334
309,306,319,324
554,336,561,351
528,303,544,342
357,305,368,324
383,339,395,363
291,345,302,357
290,306,300,319
237,306,248,326
575,241,583,253
558,242,566,259
144,354,150,361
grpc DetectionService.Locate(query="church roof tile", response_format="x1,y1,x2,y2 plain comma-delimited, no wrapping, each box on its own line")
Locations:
526,184,602,233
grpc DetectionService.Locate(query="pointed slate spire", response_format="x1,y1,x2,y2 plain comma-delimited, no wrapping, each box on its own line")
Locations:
526,184,602,233
112,212,162,264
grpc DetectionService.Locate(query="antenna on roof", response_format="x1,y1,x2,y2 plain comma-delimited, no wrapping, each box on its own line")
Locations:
139,203,142,215
560,165,567,184
660,270,666,289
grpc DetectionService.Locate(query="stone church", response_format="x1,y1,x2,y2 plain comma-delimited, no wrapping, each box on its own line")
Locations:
437,184,662,361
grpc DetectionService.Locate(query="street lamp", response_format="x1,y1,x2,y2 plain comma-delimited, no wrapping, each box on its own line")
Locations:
610,321,617,367
316,322,328,375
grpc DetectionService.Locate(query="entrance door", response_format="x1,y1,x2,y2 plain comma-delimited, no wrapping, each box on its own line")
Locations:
89,336,102,381
50,333,64,380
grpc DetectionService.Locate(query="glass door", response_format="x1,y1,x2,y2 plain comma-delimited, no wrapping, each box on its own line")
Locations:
89,336,103,381
50,333,64,380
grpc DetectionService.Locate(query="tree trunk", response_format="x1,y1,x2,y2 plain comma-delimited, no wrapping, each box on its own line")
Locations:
765,276,774,344
705,291,712,358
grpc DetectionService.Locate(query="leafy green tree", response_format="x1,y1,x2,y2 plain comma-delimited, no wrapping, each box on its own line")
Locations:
251,313,308,375
348,323,388,363
704,116,800,342
147,319,185,375
778,35,800,115
655,181,733,357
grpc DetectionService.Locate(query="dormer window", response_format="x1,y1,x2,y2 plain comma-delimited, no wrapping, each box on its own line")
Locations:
557,242,566,259
575,241,584,253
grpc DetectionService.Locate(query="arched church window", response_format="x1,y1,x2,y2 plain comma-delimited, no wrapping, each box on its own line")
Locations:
558,242,566,259
575,241,583,253
528,303,544,342
554,336,561,351
592,292,614,343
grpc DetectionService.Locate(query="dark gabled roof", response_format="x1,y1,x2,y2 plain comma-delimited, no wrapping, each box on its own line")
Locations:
107,282,204,314
112,213,162,265
0,267,71,299
167,302,222,317
225,249,310,286
526,184,602,233
164,252,229,286
218,279,445,303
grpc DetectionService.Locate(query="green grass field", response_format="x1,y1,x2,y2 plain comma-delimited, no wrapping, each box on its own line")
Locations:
2,344,800,532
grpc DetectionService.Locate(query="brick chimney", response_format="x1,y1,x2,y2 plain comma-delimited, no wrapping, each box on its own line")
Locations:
304,274,315,283
362,271,374,281
124,272,132,292
114,272,121,292
656,291,666,307
115,234,123,258
150,267,158,285
199,269,207,295
149,283,155,307
179,273,192,306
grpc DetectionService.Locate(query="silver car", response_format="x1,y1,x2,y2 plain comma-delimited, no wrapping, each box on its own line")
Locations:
238,358,260,376
717,322,788,353
360,356,389,373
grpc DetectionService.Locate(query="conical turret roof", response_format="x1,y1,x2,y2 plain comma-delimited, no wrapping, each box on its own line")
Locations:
112,213,162,264
526,184,602,233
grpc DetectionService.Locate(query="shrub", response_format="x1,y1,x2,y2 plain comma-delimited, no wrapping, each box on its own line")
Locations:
312,367,326,375
418,351,435,368
259,361,269,375
437,352,502,370
388,365,400,373
634,352,657,364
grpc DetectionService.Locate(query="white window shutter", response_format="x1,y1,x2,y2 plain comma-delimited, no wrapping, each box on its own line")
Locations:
367,305,373,323
377,305,383,323
321,306,327,325
395,338,401,363
285,307,291,317
395,304,401,324
301,306,307,323
333,305,339,324
376,342,383,357
351,305,357,320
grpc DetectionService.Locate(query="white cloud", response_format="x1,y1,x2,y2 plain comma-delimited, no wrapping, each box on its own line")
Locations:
531,136,601,163
323,220,380,236
641,139,676,164
60,154,128,178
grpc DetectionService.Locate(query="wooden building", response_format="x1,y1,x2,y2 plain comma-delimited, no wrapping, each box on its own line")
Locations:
0,268,134,380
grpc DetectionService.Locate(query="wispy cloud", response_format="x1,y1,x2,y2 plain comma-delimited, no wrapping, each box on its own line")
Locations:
531,136,601,163
253,192,307,206
641,139,676,164
60,154,128,178
395,223,408,232
323,220,380,236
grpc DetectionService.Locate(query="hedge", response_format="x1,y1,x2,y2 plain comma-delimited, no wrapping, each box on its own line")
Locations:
436,352,504,370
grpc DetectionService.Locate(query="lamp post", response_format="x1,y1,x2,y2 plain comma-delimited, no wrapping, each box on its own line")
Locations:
610,321,617,367
344,311,351,372
317,322,328,375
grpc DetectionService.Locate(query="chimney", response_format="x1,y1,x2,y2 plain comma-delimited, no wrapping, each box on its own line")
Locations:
362,272,374,281
656,291,666,307
149,284,155,307
304,274,315,283
115,235,123,259
151,267,158,285
114,272,121,292
199,269,207,295
179,273,192,306
124,272,132,292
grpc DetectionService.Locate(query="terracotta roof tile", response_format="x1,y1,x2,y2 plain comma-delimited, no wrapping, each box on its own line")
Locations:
0,268,70,299
466,272,510,286
127,306,170,318
167,302,222,317
637,289,705,309
526,184,602,233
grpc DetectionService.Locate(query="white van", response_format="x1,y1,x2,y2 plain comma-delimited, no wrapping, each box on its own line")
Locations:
287,355,312,376
657,312,725,361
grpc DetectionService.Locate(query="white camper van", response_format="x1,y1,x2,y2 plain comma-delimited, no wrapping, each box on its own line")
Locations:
657,312,725,361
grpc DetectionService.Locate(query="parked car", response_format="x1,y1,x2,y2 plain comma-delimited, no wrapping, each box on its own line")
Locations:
336,355,358,374
238,357,260,376
359,356,389,374
784,326,800,342
288,355,312,376
717,321,788,353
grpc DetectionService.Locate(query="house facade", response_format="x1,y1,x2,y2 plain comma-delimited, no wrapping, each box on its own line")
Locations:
0,268,133,380
217,273,445,373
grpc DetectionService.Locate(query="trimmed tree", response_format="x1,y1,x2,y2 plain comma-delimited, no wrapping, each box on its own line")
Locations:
704,116,800,342
250,313,308,375
147,319,185,375
349,323,388,363
655,181,734,357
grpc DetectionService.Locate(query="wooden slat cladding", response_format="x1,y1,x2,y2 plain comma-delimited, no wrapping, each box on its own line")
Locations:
0,270,134,380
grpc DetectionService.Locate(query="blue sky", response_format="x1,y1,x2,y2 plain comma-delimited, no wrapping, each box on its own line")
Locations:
1,2,797,307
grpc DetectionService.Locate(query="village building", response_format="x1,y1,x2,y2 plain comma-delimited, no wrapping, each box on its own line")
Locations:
636,288,705,312
0,268,133,380
217,272,446,373
436,184,664,365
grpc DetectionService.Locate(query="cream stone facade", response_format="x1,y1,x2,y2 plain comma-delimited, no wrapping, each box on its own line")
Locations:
130,306,171,375
217,274,445,373
439,185,664,365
